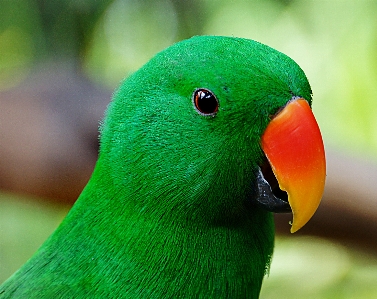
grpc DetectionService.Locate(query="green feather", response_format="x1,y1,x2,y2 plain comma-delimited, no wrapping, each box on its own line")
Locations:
0,36,312,298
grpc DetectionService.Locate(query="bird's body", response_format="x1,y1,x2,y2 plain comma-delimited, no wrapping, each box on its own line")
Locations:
0,36,325,298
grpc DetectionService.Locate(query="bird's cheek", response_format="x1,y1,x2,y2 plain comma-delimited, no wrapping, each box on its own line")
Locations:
261,98,326,233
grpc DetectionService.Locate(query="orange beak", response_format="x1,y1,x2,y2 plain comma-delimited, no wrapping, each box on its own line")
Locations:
261,98,326,233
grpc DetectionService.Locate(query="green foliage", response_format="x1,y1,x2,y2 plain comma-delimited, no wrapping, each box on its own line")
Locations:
0,0,41,89
85,0,178,86
261,237,377,299
0,193,68,283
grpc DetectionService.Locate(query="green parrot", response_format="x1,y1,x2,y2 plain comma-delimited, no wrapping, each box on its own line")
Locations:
0,36,325,298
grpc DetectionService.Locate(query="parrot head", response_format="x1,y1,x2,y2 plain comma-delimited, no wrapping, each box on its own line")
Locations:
99,36,325,233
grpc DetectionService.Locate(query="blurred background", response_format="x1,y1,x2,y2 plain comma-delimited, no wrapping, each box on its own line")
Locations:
1,0,377,297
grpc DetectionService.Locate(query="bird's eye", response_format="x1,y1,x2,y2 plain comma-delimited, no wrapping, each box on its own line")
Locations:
192,88,219,116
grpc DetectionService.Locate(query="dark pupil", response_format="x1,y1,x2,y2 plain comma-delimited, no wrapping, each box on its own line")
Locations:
197,90,218,114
